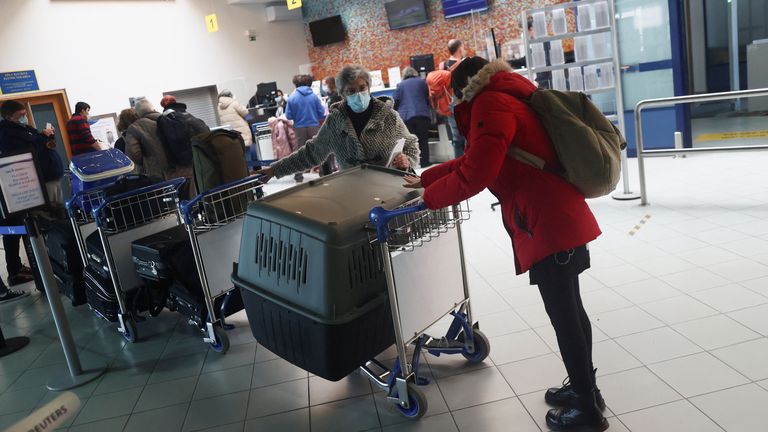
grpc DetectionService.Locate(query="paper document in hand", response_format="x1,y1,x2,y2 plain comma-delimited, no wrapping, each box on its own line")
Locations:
386,138,406,168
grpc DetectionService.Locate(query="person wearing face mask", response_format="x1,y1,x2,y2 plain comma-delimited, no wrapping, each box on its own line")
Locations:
0,100,64,295
258,65,419,182
66,101,100,156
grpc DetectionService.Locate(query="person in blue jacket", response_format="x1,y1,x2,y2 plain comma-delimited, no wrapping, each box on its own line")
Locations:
394,67,432,168
285,74,327,182
0,100,64,298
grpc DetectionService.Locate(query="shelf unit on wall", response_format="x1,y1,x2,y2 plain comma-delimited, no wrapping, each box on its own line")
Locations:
521,0,624,136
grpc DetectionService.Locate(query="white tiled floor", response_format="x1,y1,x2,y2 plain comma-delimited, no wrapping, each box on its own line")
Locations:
2,152,768,430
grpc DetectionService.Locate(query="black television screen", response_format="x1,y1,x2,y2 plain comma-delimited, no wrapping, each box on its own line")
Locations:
410,54,435,74
309,15,346,47
385,0,429,30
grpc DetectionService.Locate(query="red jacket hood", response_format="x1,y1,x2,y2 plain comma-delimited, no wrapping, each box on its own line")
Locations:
460,59,537,103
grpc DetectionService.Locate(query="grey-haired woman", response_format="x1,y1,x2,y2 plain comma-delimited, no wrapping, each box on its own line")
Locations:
260,65,419,181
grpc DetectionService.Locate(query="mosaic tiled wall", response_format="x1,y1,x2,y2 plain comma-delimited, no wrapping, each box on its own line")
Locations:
301,0,571,84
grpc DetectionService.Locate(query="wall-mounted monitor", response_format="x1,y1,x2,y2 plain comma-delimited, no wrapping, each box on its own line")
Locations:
385,0,430,30
441,0,489,19
410,54,435,74
309,15,346,47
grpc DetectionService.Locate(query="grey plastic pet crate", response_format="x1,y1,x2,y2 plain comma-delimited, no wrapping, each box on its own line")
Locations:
233,165,421,380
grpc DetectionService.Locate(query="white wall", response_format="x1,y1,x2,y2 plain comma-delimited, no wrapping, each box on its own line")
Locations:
0,0,309,116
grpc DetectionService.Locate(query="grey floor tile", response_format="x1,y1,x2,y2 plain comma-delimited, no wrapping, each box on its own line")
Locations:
247,378,308,419
253,344,280,363
0,347,46,376
244,408,309,432
72,387,142,425
202,342,258,373
690,383,768,432
435,367,515,411
452,397,539,432
124,402,189,432
0,410,31,430
199,421,246,432
382,412,458,432
251,358,307,388
0,386,47,416
310,394,380,432
93,360,154,395
149,352,206,385
134,376,197,412
161,336,211,360
194,364,254,400
0,370,22,394
309,372,372,406
67,415,129,432
183,390,250,431
618,399,722,432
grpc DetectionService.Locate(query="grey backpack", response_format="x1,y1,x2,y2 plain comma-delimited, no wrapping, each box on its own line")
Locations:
509,90,626,198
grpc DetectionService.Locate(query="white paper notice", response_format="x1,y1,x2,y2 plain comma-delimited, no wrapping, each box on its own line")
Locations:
370,70,385,91
0,153,46,214
388,67,402,87
386,138,406,168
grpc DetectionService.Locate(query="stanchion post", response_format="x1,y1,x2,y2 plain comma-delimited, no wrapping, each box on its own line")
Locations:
24,216,106,391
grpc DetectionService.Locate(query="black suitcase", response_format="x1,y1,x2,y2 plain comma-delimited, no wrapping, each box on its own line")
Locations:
168,280,244,328
85,231,110,280
51,260,87,306
131,226,189,281
44,219,83,274
84,266,120,322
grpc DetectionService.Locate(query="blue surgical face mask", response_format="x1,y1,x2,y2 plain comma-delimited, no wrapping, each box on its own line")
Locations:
346,91,370,113
18,115,28,125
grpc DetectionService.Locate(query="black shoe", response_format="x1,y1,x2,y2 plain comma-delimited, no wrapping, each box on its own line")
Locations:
8,273,34,286
545,374,606,412
0,289,29,303
546,391,609,432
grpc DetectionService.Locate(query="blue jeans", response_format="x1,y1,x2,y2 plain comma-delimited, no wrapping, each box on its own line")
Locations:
446,115,465,158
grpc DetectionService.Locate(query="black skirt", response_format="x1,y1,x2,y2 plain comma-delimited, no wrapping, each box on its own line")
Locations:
528,244,591,286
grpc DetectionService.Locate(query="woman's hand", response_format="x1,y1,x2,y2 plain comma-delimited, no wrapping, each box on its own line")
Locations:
403,175,422,189
253,166,275,182
392,153,410,170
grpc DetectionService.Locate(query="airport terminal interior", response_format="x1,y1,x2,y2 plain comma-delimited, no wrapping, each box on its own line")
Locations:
1,0,768,431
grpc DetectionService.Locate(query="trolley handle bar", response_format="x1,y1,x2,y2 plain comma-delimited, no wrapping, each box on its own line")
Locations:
369,203,427,243
91,177,186,221
179,174,265,224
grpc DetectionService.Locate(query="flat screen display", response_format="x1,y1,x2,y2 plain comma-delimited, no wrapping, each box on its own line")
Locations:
385,0,430,30
441,0,489,19
309,15,346,47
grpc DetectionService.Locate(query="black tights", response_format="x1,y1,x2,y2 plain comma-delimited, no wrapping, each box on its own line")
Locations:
538,275,594,394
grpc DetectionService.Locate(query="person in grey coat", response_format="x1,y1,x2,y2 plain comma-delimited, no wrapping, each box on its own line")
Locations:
125,99,167,180
260,65,419,181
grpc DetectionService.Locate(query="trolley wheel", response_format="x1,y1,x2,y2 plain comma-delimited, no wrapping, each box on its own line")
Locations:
123,318,139,343
210,325,230,354
394,382,428,420
458,329,490,363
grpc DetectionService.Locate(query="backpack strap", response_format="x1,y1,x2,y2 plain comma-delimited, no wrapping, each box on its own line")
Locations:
507,146,546,170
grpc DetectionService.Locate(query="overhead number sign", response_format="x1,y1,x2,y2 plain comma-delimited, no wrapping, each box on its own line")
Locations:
206,13,219,33
287,0,302,10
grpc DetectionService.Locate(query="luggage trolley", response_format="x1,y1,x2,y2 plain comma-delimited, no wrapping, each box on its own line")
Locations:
365,199,490,419
179,175,265,353
90,179,186,342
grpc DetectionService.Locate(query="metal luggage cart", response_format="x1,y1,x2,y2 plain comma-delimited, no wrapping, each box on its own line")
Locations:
89,178,186,342
365,200,490,419
179,175,265,353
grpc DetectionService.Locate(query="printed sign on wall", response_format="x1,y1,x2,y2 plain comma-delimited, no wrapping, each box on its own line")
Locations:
0,70,39,95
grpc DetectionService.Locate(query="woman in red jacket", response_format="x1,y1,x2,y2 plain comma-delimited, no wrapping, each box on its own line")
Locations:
404,57,607,432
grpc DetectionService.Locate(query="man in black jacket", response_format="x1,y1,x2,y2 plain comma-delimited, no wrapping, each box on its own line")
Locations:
157,95,209,199
0,100,64,296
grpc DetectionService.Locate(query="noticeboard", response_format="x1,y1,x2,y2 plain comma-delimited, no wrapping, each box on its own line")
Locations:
0,151,48,219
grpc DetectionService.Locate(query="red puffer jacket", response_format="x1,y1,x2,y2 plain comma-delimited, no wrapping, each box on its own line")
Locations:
420,60,601,274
